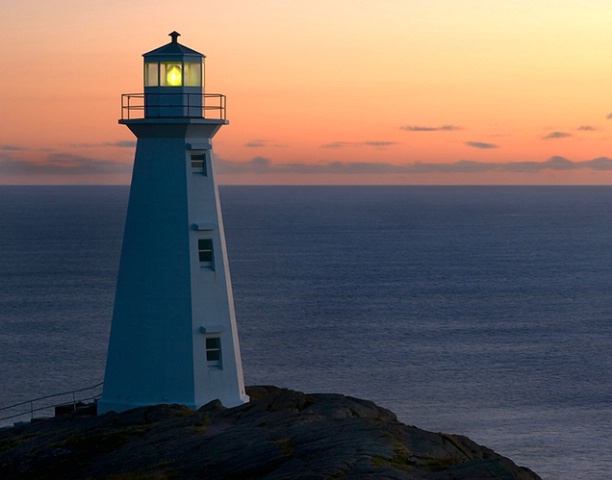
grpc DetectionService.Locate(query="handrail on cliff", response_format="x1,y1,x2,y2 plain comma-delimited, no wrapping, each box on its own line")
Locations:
0,381,103,425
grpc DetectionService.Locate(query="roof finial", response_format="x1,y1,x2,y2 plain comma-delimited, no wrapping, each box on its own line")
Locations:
169,31,180,43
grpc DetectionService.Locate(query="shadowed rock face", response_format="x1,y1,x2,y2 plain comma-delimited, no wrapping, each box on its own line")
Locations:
0,386,541,479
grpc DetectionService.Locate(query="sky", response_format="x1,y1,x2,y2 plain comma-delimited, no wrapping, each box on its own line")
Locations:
1,0,612,185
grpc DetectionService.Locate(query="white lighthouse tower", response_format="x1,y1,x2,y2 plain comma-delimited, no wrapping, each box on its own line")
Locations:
98,32,249,414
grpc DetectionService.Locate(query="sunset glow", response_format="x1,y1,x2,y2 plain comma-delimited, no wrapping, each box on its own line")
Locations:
1,0,611,185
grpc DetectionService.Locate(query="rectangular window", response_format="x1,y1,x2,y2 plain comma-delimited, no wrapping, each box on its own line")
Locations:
206,337,222,368
191,153,207,175
198,238,213,264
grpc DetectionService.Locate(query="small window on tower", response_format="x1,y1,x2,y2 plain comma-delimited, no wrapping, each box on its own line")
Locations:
198,238,214,267
191,153,207,175
206,337,222,368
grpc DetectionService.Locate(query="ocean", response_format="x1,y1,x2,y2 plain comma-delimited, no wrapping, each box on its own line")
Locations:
0,185,610,479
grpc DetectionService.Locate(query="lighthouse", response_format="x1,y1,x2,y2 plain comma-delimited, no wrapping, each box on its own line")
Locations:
98,32,249,414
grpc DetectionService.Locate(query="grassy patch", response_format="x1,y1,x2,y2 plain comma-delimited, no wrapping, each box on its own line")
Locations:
104,470,176,480
371,442,414,473
54,425,152,453
0,433,40,452
274,436,294,457
425,455,463,472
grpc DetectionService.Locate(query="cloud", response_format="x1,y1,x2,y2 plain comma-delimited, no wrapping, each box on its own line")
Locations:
71,141,137,148
320,141,399,149
607,113,612,120
216,156,274,174
584,157,612,171
542,131,572,140
420,156,612,173
217,155,612,175
400,125,461,132
0,152,131,176
0,145,27,151
503,156,574,173
245,139,267,148
244,139,287,148
576,125,598,131
465,141,499,149
364,141,399,148
104,141,137,148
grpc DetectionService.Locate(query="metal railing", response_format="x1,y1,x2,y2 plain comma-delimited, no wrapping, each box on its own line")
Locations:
121,93,226,120
0,381,103,426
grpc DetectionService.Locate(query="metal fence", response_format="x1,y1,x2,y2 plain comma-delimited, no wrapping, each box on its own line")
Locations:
0,382,103,427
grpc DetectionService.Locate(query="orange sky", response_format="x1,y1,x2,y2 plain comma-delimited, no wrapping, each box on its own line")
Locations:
1,0,611,185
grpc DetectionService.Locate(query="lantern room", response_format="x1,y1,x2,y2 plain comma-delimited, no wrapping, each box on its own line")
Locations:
142,31,205,118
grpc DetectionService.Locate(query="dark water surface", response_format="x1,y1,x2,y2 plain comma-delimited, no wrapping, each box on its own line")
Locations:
0,185,610,479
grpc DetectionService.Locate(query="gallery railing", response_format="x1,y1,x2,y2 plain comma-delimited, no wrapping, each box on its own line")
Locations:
121,93,227,120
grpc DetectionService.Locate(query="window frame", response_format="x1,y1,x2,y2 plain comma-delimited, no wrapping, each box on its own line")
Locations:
198,238,214,269
205,336,222,368
190,152,207,176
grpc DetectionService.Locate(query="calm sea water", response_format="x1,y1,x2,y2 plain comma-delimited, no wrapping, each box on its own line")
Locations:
0,185,610,479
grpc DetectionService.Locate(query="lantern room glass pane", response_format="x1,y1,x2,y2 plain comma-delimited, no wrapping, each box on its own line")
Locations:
161,63,182,86
144,62,159,86
184,62,202,87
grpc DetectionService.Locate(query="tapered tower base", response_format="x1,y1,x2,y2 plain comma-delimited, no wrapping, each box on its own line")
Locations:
98,118,248,414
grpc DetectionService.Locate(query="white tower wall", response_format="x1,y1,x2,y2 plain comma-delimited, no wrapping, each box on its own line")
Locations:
98,119,248,414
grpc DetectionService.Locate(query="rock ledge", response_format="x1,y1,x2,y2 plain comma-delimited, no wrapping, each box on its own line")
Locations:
0,385,541,479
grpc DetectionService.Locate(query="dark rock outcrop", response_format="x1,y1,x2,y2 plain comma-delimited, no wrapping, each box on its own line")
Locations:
0,385,541,479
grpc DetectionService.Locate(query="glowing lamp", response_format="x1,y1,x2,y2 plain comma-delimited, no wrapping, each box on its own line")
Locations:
165,64,182,86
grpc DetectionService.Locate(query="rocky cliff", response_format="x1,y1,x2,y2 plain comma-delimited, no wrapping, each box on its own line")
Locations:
0,385,541,479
